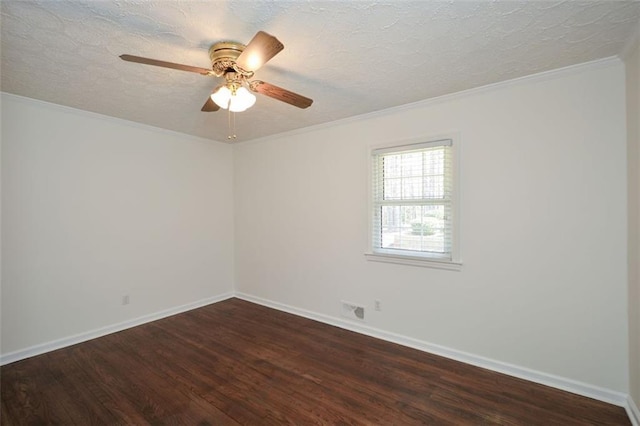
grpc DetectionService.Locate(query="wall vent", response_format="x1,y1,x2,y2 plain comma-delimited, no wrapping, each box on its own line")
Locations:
341,301,365,321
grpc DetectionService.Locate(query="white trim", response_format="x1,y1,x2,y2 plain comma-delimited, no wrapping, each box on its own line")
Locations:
372,138,452,155
0,92,229,145
620,22,640,61
364,252,462,270
0,290,633,421
627,395,640,426
235,292,629,409
235,56,621,146
367,133,461,268
2,57,621,147
0,292,234,366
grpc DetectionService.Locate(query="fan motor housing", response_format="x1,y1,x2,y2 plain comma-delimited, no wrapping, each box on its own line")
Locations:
209,41,245,76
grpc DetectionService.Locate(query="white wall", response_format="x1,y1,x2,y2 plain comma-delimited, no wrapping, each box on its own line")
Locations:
1,94,234,355
1,57,631,404
234,60,629,393
625,32,640,411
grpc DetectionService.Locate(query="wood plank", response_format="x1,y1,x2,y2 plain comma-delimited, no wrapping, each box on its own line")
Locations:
1,298,631,425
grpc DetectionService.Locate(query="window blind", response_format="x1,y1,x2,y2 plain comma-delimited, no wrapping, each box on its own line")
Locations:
372,139,453,259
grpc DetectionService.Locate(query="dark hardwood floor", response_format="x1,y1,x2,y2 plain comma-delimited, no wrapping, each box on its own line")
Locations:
1,298,631,425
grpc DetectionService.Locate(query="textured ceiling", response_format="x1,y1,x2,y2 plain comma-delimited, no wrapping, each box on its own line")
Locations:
2,1,639,143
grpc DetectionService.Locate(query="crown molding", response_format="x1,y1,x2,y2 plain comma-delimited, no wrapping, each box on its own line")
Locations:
3,56,622,148
237,56,622,147
620,22,640,61
0,92,229,146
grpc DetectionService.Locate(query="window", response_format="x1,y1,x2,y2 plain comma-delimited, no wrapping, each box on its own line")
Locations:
366,138,460,270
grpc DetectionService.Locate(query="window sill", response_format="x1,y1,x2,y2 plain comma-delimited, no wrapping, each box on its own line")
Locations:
364,252,462,271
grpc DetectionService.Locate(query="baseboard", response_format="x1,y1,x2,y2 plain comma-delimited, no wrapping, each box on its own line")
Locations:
0,292,234,366
627,395,640,426
2,290,633,421
235,292,629,409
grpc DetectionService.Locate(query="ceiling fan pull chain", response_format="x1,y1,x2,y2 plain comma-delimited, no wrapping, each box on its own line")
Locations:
232,111,237,139
227,105,237,140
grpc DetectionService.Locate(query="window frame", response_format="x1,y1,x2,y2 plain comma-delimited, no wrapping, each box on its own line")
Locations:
365,134,462,271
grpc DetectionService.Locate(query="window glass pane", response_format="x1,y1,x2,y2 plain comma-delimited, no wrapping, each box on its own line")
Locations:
419,205,446,253
382,154,402,178
372,140,454,260
402,152,422,177
381,205,446,254
380,146,449,201
380,205,401,248
383,177,401,200
402,177,422,199
424,149,444,175
424,175,444,199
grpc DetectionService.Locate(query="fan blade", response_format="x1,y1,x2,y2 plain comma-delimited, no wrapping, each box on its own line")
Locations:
120,54,212,76
235,31,284,72
201,97,220,112
249,80,313,109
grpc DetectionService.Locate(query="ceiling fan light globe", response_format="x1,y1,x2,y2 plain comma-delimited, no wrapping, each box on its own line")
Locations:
229,87,256,112
211,86,232,109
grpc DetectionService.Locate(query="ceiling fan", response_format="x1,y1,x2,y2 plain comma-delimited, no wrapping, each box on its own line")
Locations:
120,31,313,116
